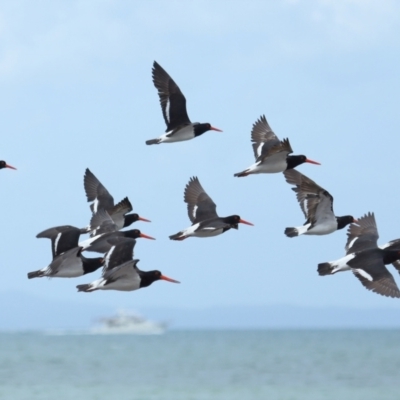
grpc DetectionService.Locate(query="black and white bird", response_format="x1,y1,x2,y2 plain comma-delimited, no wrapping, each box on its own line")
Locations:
145,61,222,145
283,169,356,237
79,209,155,253
28,226,103,279
76,238,179,292
234,115,320,177
317,212,400,298
169,176,253,240
83,168,150,231
0,160,16,170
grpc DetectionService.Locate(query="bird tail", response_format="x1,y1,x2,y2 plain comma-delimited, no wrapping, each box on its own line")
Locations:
284,227,299,238
169,232,187,241
317,262,334,276
27,270,42,279
146,139,160,145
76,284,95,292
234,170,249,177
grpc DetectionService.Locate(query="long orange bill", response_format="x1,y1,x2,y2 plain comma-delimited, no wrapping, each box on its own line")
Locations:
239,219,254,226
140,233,156,240
6,164,17,170
161,275,180,283
210,126,223,132
305,159,321,165
138,216,151,222
353,219,359,223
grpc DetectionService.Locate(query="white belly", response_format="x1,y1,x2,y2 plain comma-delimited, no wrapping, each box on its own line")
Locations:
246,154,287,174
102,279,140,291
181,224,224,238
160,125,194,143
305,220,337,235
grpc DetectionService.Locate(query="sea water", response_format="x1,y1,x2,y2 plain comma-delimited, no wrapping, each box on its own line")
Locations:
0,330,399,400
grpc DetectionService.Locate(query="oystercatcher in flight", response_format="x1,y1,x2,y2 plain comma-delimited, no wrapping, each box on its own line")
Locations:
146,61,222,145
169,176,253,240
234,115,320,177
83,168,150,231
283,169,355,237
317,212,400,298
28,226,103,279
79,209,155,253
77,238,179,292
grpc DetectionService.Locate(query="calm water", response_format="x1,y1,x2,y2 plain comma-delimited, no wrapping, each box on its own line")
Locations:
0,330,399,400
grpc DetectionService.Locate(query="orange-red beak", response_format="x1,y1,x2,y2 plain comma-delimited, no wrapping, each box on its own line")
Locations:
305,159,321,165
139,233,156,240
6,164,17,170
161,275,180,283
138,216,151,222
210,126,223,132
239,219,254,226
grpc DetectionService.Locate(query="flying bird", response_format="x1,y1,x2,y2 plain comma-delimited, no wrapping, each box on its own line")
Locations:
76,238,179,292
234,115,320,177
317,212,400,298
28,226,103,279
283,169,356,237
145,61,222,145
83,168,150,231
169,176,253,240
79,209,155,253
0,160,16,170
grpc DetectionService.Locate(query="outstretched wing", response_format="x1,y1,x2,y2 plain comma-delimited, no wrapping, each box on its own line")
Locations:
102,237,136,274
103,260,140,285
36,225,81,258
251,115,293,161
352,263,400,298
184,176,218,224
284,170,334,226
152,61,191,131
84,168,114,212
345,212,378,255
89,209,118,237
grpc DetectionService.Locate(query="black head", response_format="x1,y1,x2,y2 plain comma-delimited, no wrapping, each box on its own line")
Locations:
0,160,17,170
383,250,400,265
336,216,356,230
123,214,140,228
123,213,151,228
222,215,254,228
286,155,320,170
193,123,222,137
139,270,180,288
125,229,155,240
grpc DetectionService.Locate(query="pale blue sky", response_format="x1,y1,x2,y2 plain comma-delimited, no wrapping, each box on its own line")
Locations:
1,0,400,316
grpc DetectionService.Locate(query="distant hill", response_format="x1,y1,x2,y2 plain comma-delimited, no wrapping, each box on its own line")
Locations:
2,291,400,330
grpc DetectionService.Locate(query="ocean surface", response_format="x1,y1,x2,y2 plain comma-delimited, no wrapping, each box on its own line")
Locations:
0,330,399,400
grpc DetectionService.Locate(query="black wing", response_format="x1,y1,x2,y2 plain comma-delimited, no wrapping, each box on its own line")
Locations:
184,176,218,224
345,212,378,255
36,225,81,258
152,61,191,131
84,168,114,212
352,265,400,298
102,237,136,274
251,115,292,161
284,170,334,225
89,209,118,237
